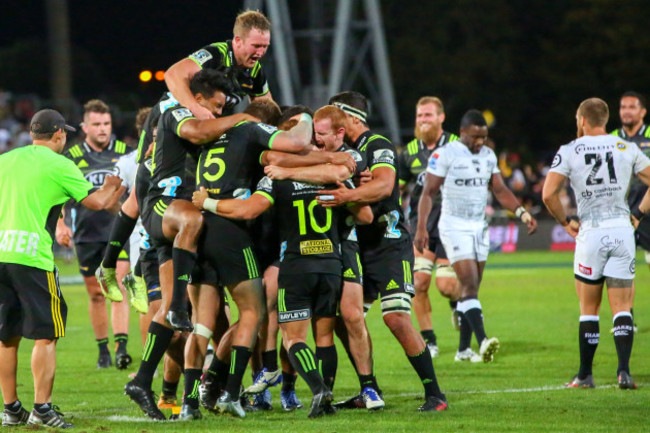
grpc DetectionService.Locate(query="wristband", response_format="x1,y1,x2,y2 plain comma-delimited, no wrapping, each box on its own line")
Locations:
203,198,219,214
632,206,645,221
515,206,531,223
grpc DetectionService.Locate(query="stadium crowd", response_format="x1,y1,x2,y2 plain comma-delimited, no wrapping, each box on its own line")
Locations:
0,8,646,429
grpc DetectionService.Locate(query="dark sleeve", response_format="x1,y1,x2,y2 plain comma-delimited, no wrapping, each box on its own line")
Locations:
251,64,270,97
187,44,225,70
398,151,411,185
167,107,196,138
367,137,397,172
246,122,279,150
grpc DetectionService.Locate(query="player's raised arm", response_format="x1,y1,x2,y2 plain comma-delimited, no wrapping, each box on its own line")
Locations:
81,175,126,211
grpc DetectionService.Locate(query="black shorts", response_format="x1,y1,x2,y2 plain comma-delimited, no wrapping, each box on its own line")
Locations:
142,196,175,249
409,207,447,260
0,263,68,340
139,248,161,303
360,238,415,308
74,241,129,277
342,240,363,285
191,213,261,287
277,270,342,322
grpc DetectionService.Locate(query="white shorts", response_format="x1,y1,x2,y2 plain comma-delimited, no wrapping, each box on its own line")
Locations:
574,226,636,282
439,224,489,264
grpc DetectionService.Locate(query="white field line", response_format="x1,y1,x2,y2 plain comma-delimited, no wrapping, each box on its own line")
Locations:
390,382,643,398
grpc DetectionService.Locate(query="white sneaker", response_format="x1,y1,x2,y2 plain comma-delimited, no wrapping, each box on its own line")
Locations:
454,348,482,363
244,368,282,394
427,342,439,358
479,337,500,363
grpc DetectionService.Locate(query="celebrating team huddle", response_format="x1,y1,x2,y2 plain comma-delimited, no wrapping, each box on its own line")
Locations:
0,8,645,430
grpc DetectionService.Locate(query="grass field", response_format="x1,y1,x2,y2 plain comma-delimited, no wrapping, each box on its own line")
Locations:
10,250,650,432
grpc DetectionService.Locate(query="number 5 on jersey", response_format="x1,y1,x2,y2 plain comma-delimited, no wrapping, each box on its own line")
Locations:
201,148,226,182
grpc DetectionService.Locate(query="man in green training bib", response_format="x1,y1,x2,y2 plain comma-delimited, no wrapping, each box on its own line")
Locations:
0,109,124,429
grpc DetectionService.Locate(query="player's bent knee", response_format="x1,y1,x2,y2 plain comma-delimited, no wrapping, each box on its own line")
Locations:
435,263,457,279
381,293,412,317
193,323,213,340
414,257,434,275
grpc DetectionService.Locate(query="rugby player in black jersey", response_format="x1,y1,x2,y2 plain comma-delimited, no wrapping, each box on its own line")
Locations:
55,99,133,370
124,69,259,420
193,168,373,418
165,9,273,120
99,10,275,297
398,97,463,359
318,91,447,412
264,105,384,409
176,100,311,419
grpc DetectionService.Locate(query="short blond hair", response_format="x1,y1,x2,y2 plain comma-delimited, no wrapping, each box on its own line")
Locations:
416,96,444,114
578,98,609,127
314,105,346,131
233,10,271,38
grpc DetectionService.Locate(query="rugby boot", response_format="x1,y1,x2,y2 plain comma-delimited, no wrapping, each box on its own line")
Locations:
122,273,148,314
2,406,29,426
27,405,73,428
308,390,334,418
124,380,166,420
618,371,638,390
565,375,595,388
95,264,123,302
280,389,303,411
418,395,448,412
165,309,193,332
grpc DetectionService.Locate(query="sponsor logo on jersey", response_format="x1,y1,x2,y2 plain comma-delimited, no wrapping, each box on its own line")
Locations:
551,153,562,168
616,141,627,151
578,263,592,276
279,309,310,323
404,282,415,295
346,149,363,162
256,122,278,134
233,188,251,199
629,259,635,274
292,181,321,191
454,178,489,187
85,169,118,187
257,176,273,192
171,108,193,122
299,239,333,255
373,149,395,165
416,171,427,186
189,49,213,65
581,190,593,199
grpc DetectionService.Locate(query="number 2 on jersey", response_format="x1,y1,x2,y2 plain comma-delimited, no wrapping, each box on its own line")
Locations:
293,199,332,235
585,152,617,185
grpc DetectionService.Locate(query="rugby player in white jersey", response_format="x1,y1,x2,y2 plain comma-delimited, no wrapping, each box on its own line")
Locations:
543,97,650,389
416,110,537,363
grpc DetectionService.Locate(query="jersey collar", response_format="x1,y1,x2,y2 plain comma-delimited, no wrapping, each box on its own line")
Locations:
620,124,647,139
353,130,373,150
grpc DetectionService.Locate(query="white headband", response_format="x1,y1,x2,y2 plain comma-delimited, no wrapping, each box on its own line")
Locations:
333,102,367,122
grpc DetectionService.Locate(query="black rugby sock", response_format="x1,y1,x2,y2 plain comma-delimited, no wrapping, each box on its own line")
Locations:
114,333,128,354
407,347,442,398
103,211,137,268
281,371,297,392
170,248,196,311
182,368,202,409
358,374,381,394
458,298,487,344
135,322,174,390
612,313,634,375
458,312,473,352
262,349,278,371
206,356,230,390
315,345,338,390
225,346,252,398
421,329,437,346
577,316,599,379
97,338,109,355
162,379,179,397
288,343,326,395
4,400,22,412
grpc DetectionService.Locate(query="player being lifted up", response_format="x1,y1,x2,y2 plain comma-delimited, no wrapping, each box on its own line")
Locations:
416,110,537,364
543,97,650,390
125,69,257,420
179,100,311,420
193,156,373,418
97,10,275,316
